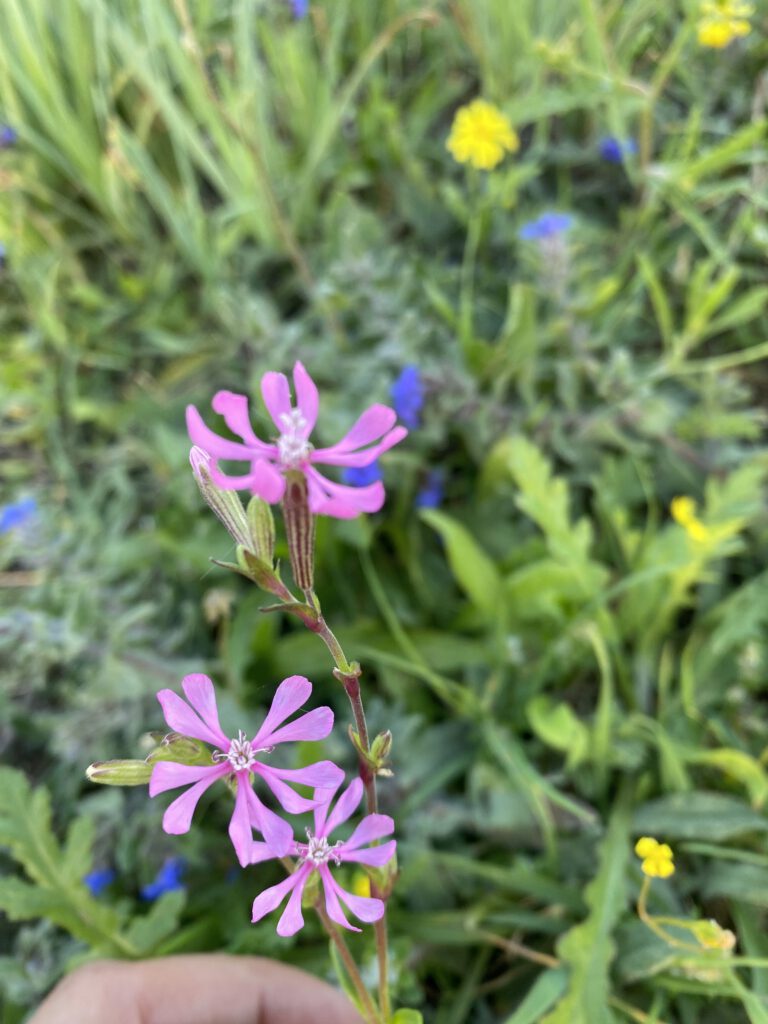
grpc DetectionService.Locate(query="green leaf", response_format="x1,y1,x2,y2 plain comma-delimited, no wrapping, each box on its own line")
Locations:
392,1011,424,1024
633,792,768,842
541,791,631,1024
527,697,589,769
488,437,608,603
124,890,187,954
420,509,501,615
502,969,568,1024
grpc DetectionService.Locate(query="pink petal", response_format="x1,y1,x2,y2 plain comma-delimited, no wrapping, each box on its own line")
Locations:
211,391,269,450
305,467,385,519
323,778,364,836
292,362,319,438
229,776,253,867
277,863,313,937
149,761,227,797
342,840,397,867
312,425,408,467
270,761,345,789
329,874,385,923
319,865,359,932
344,813,395,852
259,706,334,747
160,773,224,834
156,688,229,748
261,371,292,432
250,840,280,865
246,459,286,503
255,766,317,814
251,675,312,749
251,868,305,924
246,786,294,856
257,761,345,815
313,779,342,836
186,405,252,461
314,405,397,455
180,674,229,748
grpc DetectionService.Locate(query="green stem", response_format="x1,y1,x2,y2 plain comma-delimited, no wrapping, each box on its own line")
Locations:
316,901,383,1024
459,194,483,353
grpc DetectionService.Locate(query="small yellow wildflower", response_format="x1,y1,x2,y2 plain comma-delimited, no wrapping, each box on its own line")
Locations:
635,836,675,878
697,0,753,48
446,100,519,171
670,496,712,545
352,871,371,898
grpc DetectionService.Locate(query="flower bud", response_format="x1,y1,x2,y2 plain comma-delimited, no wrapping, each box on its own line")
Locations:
86,759,153,786
189,446,251,549
370,730,394,777
145,732,214,767
282,471,315,593
247,496,275,565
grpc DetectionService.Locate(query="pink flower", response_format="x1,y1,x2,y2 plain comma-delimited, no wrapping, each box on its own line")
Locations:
149,674,343,864
250,777,396,936
186,361,407,519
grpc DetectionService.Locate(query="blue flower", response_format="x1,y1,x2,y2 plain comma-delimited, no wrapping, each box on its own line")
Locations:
0,497,37,534
518,212,574,242
342,461,382,487
0,243,6,269
83,867,116,897
598,136,637,163
140,858,186,900
391,366,424,430
0,125,17,149
415,470,444,510
290,0,309,16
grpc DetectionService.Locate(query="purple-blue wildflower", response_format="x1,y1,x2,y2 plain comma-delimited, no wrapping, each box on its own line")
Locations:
83,867,116,897
598,136,638,163
290,0,309,17
140,857,186,900
0,498,37,534
0,243,6,269
342,461,383,488
0,125,17,149
391,366,424,430
518,212,574,242
415,470,444,510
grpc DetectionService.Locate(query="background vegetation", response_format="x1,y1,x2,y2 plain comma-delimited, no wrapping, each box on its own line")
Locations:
2,0,768,1021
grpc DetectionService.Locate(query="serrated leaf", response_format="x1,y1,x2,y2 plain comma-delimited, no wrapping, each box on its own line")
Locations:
61,816,95,886
124,889,187,954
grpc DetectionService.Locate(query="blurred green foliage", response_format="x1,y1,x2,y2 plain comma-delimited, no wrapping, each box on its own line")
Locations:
2,0,768,1021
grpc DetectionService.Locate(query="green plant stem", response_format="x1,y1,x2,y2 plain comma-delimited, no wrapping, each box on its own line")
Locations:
374,915,391,1021
459,185,483,353
636,877,702,953
638,22,692,172
315,901,383,1024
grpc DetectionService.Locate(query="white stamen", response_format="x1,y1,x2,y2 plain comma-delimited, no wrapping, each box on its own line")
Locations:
298,828,343,866
276,409,312,467
212,730,271,772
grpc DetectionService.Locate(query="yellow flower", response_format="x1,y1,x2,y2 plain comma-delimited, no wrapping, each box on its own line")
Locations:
670,496,712,545
635,836,675,878
446,100,519,171
697,0,753,47
351,871,371,898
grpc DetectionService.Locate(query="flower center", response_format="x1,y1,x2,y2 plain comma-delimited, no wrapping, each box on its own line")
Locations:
277,409,312,468
212,730,269,772
298,830,343,866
